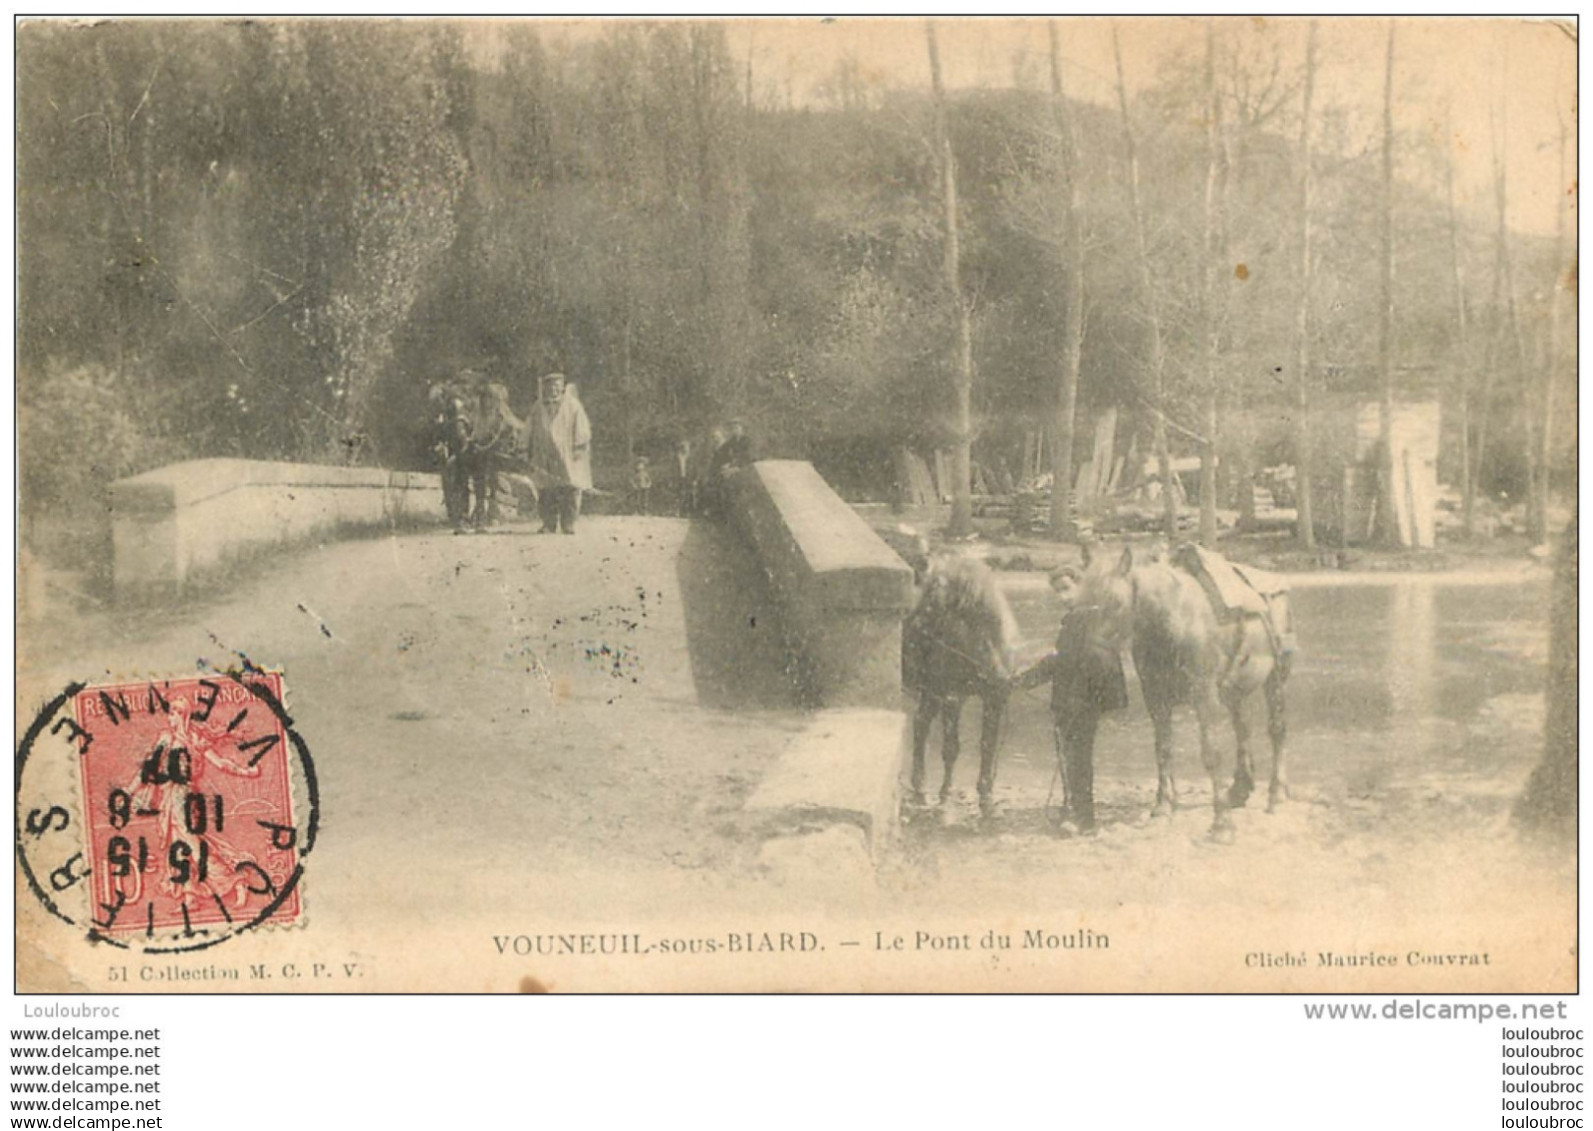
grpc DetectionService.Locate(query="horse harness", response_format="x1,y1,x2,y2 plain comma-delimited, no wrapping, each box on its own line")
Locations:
1129,563,1289,696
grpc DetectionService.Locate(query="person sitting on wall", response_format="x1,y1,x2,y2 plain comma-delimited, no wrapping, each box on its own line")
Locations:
694,424,728,517
629,455,653,516
528,372,592,535
701,418,756,518
716,418,755,473
671,438,694,517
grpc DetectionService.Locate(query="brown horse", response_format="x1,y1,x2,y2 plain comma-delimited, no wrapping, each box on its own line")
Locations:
1075,543,1294,841
429,374,530,530
901,549,1021,817
466,380,530,526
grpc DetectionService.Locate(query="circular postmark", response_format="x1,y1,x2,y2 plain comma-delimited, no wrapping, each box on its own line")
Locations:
15,670,319,955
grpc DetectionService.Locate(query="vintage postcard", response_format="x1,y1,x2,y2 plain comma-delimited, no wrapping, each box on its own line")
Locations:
15,16,1576,993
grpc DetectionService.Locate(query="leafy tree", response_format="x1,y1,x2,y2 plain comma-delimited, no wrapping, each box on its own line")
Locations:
16,17,1570,556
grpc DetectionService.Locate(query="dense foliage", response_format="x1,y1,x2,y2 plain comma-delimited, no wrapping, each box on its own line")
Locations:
18,20,1572,546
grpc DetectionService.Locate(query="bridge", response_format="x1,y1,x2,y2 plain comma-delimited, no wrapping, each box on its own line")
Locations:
18,457,1568,993
18,458,928,989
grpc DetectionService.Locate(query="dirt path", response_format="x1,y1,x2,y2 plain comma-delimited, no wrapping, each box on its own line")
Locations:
16,517,1573,992
17,518,820,985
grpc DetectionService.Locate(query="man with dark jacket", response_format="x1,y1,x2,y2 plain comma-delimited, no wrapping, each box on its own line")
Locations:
1047,604,1129,833
701,419,755,517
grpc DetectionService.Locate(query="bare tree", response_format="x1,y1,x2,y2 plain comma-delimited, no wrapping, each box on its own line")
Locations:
1515,515,1577,834
1113,24,1176,542
1536,106,1571,545
1197,21,1226,548
1046,20,1085,540
685,25,755,417
926,20,974,536
1441,111,1476,539
1375,21,1400,547
1502,215,1537,546
1291,22,1319,550
1478,77,1535,541
1470,108,1507,529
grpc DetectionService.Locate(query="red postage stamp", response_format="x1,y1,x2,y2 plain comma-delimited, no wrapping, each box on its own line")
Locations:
70,673,304,940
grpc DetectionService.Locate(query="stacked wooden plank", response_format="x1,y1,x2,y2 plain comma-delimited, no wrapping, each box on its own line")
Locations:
1352,402,1440,548
894,449,938,508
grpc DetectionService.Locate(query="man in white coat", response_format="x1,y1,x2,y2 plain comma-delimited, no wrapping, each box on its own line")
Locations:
529,372,592,534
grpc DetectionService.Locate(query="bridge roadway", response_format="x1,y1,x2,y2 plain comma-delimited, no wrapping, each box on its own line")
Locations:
19,517,1572,992
17,516,838,990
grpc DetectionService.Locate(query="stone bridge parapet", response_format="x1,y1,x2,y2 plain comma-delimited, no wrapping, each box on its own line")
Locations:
110,459,444,597
725,460,915,708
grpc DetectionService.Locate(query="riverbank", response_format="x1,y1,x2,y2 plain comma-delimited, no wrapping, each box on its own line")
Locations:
859,501,1563,580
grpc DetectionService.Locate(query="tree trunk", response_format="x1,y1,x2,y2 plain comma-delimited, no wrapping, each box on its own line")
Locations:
1376,23,1400,548
1197,22,1223,549
1445,115,1474,540
684,26,752,418
621,303,635,460
1292,23,1319,551
94,40,131,383
926,21,975,537
1488,81,1537,541
1235,446,1257,530
1046,21,1084,540
1540,113,1570,544
1113,26,1176,544
1472,126,1510,526
1514,514,1577,834
1503,239,1537,542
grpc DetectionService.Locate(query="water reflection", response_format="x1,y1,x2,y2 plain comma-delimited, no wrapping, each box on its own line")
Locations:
1288,578,1547,734
998,573,1550,796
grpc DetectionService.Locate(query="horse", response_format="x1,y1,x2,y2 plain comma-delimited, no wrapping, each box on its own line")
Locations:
1074,542,1294,842
428,384,473,527
429,374,530,530
464,380,529,528
901,545,1021,817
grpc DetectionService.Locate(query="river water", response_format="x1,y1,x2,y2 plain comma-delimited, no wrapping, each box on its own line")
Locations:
990,572,1551,813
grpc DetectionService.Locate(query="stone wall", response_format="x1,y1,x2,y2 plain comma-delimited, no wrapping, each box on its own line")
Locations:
725,460,915,707
110,459,444,597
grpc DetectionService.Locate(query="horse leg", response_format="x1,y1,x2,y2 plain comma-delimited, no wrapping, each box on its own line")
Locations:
1226,690,1255,809
485,458,502,526
909,695,938,806
445,462,465,529
938,698,963,804
975,686,1008,818
1194,686,1234,842
1147,696,1177,818
479,458,497,526
1264,666,1290,811
455,469,471,529
469,459,488,528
